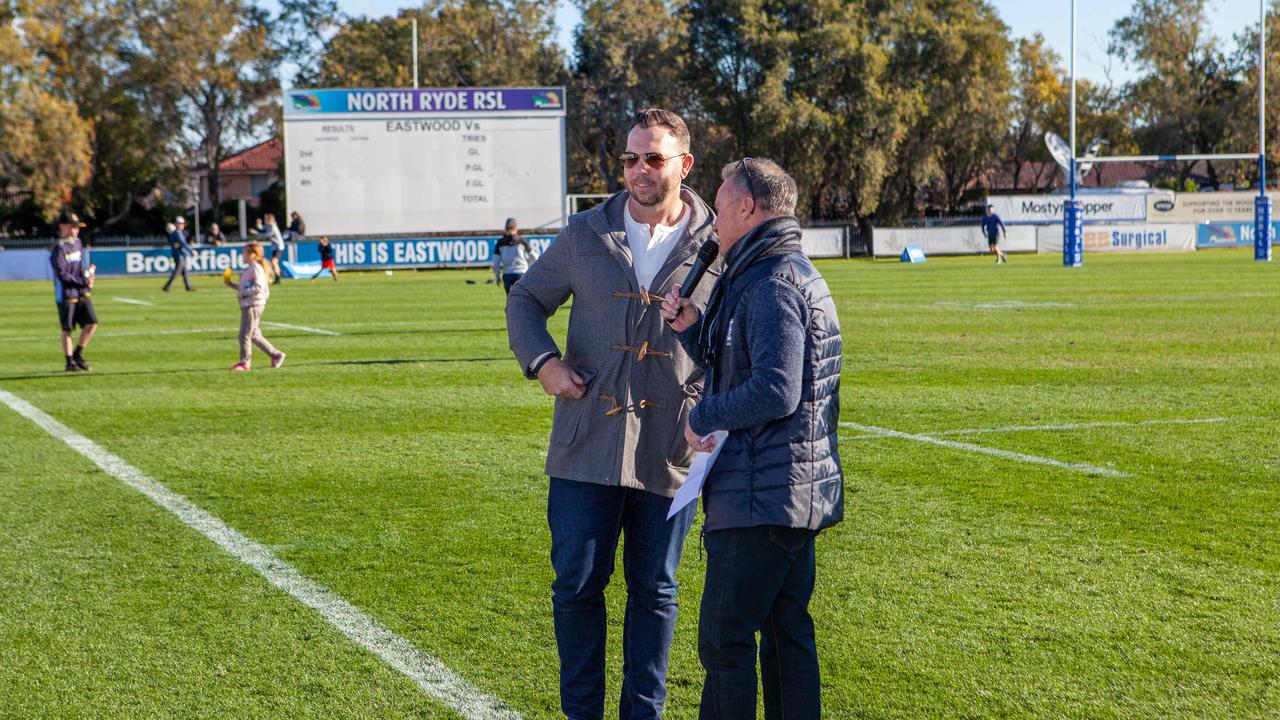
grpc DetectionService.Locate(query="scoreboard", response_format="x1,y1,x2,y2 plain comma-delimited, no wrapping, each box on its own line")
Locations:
282,87,566,236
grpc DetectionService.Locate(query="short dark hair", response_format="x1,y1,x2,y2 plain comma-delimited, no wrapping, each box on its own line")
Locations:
630,108,691,153
721,158,798,217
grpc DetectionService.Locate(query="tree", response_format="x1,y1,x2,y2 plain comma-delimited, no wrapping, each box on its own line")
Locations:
1005,34,1066,192
569,0,693,193
0,1,93,224
315,0,565,89
1109,0,1245,189
135,0,281,215
683,0,922,223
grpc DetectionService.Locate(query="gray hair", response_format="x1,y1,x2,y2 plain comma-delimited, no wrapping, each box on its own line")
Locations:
721,158,798,216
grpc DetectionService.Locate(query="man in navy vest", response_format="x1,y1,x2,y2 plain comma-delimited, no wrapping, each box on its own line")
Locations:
661,157,844,720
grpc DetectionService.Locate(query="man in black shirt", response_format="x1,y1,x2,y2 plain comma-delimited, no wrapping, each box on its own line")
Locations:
311,236,338,282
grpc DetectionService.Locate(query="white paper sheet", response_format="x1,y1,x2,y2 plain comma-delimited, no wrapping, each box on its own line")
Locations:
667,430,729,520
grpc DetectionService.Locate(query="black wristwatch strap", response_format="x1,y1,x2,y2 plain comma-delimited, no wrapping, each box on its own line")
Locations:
530,352,560,376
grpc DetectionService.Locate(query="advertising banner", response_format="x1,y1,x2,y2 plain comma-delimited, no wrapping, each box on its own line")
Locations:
800,228,845,258
1197,221,1280,248
1146,191,1280,223
872,225,1036,258
1036,224,1196,253
82,236,554,278
987,192,1165,224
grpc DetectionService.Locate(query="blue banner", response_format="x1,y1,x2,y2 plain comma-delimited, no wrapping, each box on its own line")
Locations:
88,236,555,277
284,87,565,116
1197,221,1280,249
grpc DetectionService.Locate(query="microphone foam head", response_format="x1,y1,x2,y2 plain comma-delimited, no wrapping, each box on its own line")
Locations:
697,239,720,263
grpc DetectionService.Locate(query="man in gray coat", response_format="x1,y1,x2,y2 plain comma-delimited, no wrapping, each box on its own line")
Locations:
661,158,843,720
506,108,717,720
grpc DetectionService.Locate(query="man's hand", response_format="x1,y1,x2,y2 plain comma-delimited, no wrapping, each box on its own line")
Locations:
537,356,587,400
86,265,96,289
661,285,700,332
684,422,717,453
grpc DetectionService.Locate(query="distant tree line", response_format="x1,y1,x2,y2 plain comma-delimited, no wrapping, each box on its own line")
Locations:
3,0,1280,236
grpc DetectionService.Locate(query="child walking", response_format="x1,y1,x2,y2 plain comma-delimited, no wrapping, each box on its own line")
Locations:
225,242,285,372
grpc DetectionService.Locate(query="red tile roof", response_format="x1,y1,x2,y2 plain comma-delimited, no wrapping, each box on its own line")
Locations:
215,138,281,173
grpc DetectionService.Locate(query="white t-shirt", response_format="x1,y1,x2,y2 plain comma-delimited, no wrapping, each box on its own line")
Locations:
624,201,690,292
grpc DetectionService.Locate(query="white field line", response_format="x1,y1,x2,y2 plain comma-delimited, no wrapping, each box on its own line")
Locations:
0,319,488,344
112,297,155,307
841,417,1235,440
0,388,520,720
839,421,1131,478
262,321,342,336
926,417,1234,437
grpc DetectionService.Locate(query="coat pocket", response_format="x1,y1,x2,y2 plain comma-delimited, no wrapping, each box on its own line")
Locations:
551,366,596,447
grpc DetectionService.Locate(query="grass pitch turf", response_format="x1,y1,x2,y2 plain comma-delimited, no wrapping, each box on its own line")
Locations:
0,250,1277,718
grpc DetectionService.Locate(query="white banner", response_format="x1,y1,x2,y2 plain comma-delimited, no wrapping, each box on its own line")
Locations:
1146,191,1280,223
801,228,844,258
1036,224,1196,254
988,192,1167,224
872,225,1036,257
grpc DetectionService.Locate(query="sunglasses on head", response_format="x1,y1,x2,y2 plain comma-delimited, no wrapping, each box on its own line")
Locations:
620,151,689,170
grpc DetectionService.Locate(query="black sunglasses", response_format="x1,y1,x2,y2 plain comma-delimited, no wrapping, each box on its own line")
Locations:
620,151,689,170
739,157,758,199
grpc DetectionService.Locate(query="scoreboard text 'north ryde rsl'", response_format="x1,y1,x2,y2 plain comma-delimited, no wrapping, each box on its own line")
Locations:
283,87,567,236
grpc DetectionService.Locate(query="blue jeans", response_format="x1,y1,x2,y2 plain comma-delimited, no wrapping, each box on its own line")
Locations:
548,477,697,720
699,526,821,720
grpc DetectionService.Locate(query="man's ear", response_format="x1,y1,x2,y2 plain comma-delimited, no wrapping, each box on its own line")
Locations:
680,153,694,179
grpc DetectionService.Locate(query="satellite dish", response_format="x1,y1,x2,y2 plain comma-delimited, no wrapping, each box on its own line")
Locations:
1045,131,1073,174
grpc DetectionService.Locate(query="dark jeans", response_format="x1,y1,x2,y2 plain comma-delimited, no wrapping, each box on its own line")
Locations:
502,272,523,294
163,256,191,290
699,526,821,720
548,477,697,720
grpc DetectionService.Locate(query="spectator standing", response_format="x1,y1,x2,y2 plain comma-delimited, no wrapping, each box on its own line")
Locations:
258,212,285,284
492,217,533,295
50,211,98,372
162,216,196,292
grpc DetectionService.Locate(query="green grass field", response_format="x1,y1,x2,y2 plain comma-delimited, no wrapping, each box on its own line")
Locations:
1,250,1277,719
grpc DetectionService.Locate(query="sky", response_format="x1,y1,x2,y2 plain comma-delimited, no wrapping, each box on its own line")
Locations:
331,0,1268,87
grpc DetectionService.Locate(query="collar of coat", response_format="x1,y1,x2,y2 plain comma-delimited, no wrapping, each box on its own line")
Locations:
584,185,716,294
722,215,803,282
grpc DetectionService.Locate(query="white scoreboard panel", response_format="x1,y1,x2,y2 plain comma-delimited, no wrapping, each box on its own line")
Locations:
283,87,566,236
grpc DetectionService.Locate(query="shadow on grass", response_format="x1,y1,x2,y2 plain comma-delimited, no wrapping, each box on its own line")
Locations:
0,356,510,382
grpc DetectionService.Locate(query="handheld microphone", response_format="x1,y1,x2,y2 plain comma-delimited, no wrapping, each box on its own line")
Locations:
679,239,720,299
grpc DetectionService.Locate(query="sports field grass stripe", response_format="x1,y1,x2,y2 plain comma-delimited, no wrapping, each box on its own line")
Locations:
0,387,521,720
263,321,343,336
112,297,155,306
840,421,1132,477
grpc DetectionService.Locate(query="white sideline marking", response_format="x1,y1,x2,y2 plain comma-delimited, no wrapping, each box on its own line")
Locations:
263,321,342,336
927,417,1234,437
840,421,1131,477
0,388,520,720
841,416,1235,440
112,297,155,307
0,327,233,342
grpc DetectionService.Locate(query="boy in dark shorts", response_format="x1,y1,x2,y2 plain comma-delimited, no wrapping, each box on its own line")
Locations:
312,236,338,282
50,212,99,371
982,204,1008,264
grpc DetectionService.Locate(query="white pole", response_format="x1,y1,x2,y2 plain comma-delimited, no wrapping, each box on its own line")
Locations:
1070,0,1077,198
412,18,419,89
